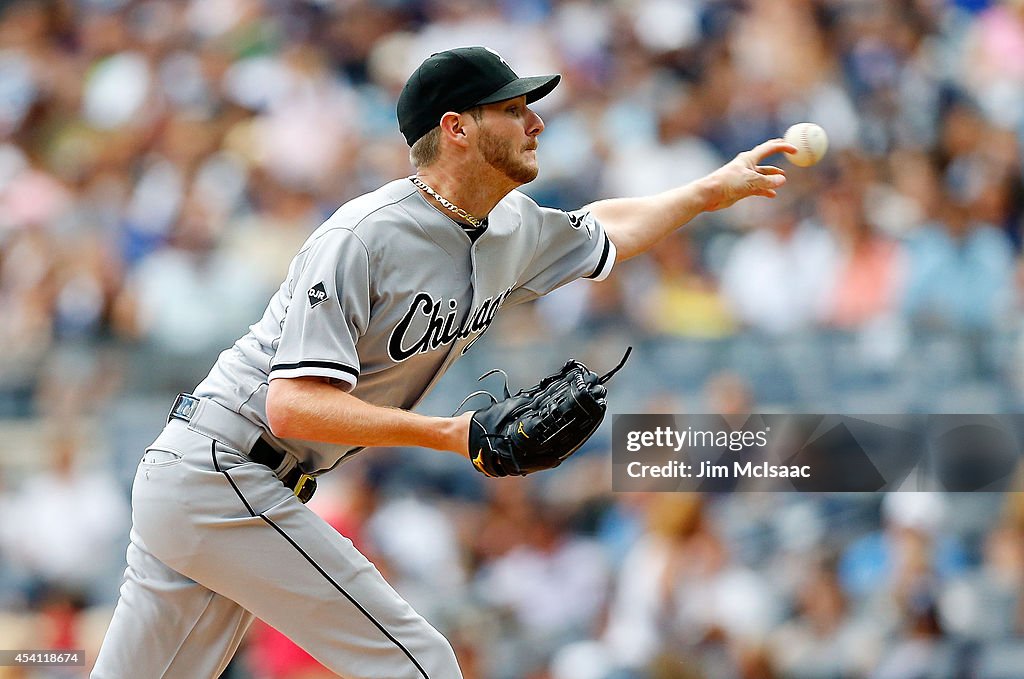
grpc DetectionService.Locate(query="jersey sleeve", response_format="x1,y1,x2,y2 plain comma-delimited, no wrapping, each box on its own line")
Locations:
269,229,370,390
508,201,616,306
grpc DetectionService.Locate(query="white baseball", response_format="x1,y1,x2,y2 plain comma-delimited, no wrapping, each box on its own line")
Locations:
783,123,828,167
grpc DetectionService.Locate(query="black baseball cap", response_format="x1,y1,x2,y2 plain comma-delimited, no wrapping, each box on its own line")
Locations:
397,46,561,146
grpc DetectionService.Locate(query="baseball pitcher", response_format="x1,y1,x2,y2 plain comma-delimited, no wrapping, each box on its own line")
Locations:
92,46,795,678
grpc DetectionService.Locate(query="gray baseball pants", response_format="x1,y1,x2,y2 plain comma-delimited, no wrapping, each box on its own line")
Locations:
92,403,462,679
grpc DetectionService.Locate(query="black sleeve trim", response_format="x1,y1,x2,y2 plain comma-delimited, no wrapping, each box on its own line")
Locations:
585,234,612,279
270,360,359,378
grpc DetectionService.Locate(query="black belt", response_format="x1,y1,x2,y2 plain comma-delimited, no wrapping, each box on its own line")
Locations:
168,393,316,503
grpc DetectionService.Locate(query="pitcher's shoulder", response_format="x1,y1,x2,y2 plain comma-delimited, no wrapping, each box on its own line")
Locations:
300,180,422,250
328,179,420,232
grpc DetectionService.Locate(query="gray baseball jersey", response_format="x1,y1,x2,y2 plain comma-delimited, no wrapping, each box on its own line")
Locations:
195,177,614,473
92,177,614,679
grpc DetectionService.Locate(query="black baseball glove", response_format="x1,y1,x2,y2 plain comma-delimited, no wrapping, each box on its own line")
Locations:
459,348,631,477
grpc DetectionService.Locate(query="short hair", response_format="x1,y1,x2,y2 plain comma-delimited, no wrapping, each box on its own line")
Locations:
407,107,485,169
409,127,441,168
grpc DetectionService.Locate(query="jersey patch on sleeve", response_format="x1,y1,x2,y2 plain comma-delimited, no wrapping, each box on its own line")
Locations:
307,281,329,308
567,210,595,239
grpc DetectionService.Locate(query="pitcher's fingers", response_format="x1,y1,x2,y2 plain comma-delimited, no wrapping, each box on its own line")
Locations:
757,165,787,175
759,173,786,189
746,138,798,162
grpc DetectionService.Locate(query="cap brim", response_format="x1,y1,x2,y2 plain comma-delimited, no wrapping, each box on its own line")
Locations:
475,74,561,106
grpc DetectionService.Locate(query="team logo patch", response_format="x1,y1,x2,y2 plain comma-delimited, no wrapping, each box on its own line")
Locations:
567,210,595,238
307,281,329,308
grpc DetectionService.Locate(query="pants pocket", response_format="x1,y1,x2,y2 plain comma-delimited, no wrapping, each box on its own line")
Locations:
141,447,183,467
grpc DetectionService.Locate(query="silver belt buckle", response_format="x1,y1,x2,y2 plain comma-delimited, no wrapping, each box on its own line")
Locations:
169,394,200,422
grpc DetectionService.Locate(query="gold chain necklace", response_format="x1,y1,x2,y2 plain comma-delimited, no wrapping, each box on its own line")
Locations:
409,176,486,229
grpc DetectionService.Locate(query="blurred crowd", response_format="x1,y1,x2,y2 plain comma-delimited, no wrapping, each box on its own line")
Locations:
2,0,1024,676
